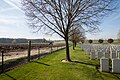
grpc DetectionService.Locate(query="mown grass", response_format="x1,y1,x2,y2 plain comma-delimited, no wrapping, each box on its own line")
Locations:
0,46,120,80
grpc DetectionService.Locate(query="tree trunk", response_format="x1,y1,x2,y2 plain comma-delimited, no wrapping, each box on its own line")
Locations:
65,38,71,62
75,42,77,47
73,42,75,50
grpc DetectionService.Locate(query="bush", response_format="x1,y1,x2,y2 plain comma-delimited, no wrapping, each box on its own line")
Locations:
107,39,114,43
98,39,104,43
88,39,93,44
81,40,85,44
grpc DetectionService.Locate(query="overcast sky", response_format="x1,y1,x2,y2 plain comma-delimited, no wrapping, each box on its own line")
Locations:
0,0,120,40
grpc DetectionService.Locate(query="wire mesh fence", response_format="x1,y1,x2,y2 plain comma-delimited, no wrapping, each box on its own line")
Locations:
0,41,66,73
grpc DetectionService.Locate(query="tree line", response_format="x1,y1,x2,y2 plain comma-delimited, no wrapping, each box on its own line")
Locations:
0,38,49,44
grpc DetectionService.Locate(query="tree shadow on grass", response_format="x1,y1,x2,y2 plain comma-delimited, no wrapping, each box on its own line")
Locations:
110,73,120,79
73,61,105,79
4,73,16,80
93,70,120,80
33,61,50,66
74,61,120,80
97,71,120,80
73,61,99,67
93,71,105,80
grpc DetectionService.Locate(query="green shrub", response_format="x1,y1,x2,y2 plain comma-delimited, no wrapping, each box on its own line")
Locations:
88,39,93,44
98,39,104,43
81,40,85,44
107,39,114,43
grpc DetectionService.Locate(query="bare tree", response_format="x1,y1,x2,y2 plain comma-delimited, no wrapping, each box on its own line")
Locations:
117,30,120,42
69,26,85,50
22,0,117,62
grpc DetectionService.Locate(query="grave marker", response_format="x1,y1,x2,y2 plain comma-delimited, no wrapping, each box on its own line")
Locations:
100,58,109,72
90,52,95,60
112,59,120,73
97,52,103,59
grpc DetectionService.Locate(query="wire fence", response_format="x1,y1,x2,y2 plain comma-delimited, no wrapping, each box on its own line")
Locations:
0,41,66,74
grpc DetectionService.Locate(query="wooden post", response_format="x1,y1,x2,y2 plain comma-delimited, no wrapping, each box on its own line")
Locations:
57,46,58,51
49,42,53,54
38,47,41,59
51,46,52,53
28,40,31,62
1,50,4,73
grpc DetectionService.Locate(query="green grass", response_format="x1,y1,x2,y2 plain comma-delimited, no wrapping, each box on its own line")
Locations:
0,46,120,80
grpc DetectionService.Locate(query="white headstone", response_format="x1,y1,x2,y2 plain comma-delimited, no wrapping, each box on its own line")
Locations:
86,49,90,55
100,58,109,72
111,51,116,59
112,59,120,73
90,52,95,60
97,52,103,60
105,52,109,58
118,52,120,59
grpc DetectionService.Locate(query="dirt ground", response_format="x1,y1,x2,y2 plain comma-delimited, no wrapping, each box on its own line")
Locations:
0,47,63,62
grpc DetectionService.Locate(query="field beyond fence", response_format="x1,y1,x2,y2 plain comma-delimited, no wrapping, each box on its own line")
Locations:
0,42,66,73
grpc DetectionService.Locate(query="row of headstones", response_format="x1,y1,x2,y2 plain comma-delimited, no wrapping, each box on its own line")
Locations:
101,58,120,73
88,44,120,52
80,44,120,60
92,45,120,73
80,44,120,59
80,44,120,73
90,51,120,60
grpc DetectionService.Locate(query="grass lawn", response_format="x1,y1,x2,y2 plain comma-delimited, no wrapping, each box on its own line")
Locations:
0,46,120,80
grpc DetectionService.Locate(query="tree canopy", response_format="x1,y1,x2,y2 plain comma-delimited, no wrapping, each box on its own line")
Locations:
69,26,85,50
98,39,104,43
108,38,114,44
117,30,120,41
88,39,93,44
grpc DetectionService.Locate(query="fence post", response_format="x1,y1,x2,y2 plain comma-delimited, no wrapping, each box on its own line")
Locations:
38,47,41,59
51,45,52,53
1,50,4,73
57,46,58,51
49,42,53,53
28,40,31,62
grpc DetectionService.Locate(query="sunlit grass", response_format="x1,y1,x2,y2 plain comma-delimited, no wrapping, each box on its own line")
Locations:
0,46,120,80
